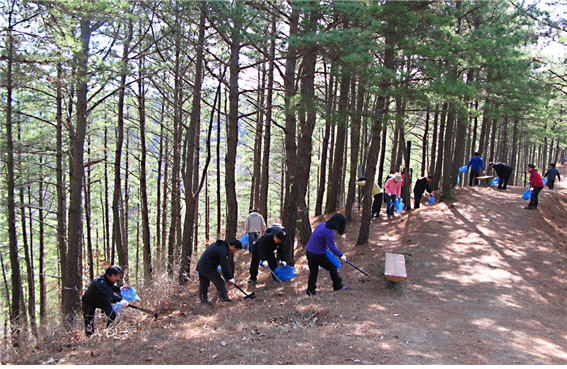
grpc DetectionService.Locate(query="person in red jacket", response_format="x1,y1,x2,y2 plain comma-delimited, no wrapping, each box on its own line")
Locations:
525,164,544,210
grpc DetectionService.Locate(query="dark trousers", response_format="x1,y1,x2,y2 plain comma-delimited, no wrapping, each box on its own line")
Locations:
247,232,259,253
528,186,543,208
82,300,116,336
469,169,481,186
547,180,555,190
198,270,229,302
385,194,397,217
249,247,277,282
413,190,425,209
497,173,511,189
372,193,383,217
306,250,343,293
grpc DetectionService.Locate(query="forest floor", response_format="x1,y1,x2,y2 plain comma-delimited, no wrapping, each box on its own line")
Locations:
8,165,567,365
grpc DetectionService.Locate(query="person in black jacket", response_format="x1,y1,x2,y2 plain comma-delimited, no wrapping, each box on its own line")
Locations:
413,175,433,209
489,162,514,190
196,239,242,304
81,265,127,337
543,163,561,190
249,230,287,285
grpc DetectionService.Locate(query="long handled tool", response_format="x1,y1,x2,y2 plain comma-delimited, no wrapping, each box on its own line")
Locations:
265,264,283,283
233,283,256,299
127,303,158,319
346,260,370,276
351,196,364,211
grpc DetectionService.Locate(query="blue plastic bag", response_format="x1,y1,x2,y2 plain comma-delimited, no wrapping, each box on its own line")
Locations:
394,198,405,213
427,194,435,206
239,233,249,247
543,177,548,185
274,265,297,281
120,286,141,302
491,178,500,186
459,166,468,173
324,248,341,269
522,190,532,200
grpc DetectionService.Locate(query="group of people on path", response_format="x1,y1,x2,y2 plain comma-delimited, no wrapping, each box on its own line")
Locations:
472,153,561,210
356,171,433,219
197,211,350,304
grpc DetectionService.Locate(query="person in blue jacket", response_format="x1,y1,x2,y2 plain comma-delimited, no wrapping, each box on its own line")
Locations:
467,152,485,186
81,265,128,337
197,239,242,304
305,213,350,296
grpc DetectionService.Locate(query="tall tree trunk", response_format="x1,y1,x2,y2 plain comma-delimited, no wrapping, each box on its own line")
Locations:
421,110,430,177
5,19,23,344
432,102,447,191
113,19,133,276
251,63,265,211
84,142,94,282
20,188,37,337
167,22,183,276
315,62,334,216
510,117,519,185
180,2,207,283
39,157,47,324
281,3,300,263
225,5,243,249
137,55,152,283
259,13,277,220
63,18,94,327
346,79,363,222
325,68,350,214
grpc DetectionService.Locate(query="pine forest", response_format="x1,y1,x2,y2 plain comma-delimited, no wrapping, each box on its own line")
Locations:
1,0,567,352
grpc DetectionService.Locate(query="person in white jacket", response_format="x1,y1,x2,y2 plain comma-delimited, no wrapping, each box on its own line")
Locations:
244,210,267,253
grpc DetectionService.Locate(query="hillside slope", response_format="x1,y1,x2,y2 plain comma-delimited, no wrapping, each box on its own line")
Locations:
12,170,567,365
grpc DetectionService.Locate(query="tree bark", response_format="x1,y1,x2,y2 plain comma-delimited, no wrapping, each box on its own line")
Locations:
63,18,94,327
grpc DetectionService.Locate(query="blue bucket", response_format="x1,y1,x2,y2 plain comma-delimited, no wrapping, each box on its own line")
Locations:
543,177,548,185
459,166,468,173
427,195,435,206
274,265,297,281
522,190,532,200
324,249,341,269
491,178,500,186
120,286,141,302
239,233,249,247
394,198,405,213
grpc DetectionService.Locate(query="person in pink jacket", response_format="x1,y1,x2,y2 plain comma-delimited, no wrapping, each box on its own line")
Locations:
525,164,544,210
384,172,403,218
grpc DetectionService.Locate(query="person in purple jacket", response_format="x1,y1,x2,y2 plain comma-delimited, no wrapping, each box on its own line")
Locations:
305,213,350,296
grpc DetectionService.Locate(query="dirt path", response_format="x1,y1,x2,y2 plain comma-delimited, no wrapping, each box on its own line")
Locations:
14,169,567,365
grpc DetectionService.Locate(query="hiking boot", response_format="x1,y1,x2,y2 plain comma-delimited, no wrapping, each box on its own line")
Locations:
248,280,257,285
306,290,320,296
524,206,535,210
336,286,351,291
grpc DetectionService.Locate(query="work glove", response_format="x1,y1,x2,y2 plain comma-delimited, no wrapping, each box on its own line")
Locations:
281,261,287,267
262,261,269,268
228,278,235,285
119,300,129,307
340,255,347,262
